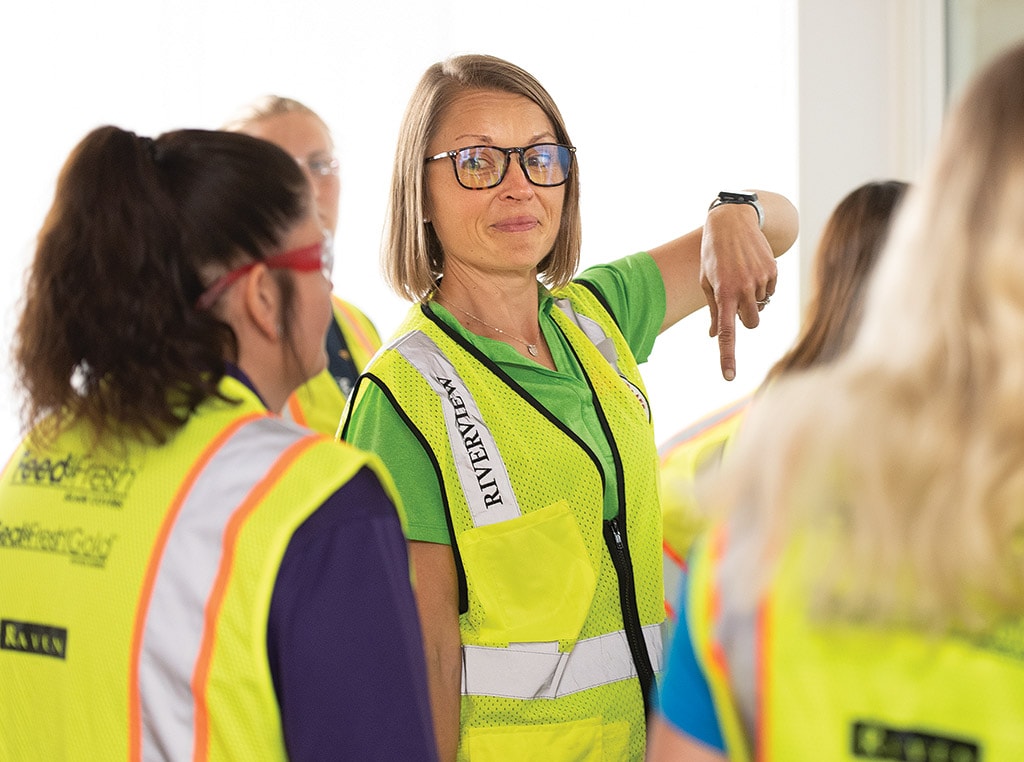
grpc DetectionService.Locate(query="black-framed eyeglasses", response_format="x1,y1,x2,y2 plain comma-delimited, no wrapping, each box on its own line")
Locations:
425,143,576,190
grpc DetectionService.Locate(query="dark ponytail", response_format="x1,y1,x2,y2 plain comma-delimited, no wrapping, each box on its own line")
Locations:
14,126,307,445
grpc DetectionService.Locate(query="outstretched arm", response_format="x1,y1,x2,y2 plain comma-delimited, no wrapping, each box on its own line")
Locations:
649,190,799,380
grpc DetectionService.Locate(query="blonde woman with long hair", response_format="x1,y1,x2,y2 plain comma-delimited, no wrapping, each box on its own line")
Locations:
649,41,1024,762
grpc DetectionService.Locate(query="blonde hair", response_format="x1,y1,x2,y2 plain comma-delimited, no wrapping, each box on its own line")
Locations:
383,54,583,303
706,42,1024,632
221,94,331,136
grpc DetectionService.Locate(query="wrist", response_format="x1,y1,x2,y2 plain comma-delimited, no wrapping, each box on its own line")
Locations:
708,190,764,230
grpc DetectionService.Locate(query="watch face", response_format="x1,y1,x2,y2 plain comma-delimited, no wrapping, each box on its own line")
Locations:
719,191,757,203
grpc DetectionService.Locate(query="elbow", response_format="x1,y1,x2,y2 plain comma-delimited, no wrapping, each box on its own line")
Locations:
765,195,800,257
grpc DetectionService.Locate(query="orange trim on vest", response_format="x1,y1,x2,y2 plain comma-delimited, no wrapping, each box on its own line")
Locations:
663,539,688,619
127,412,263,762
664,538,687,570
285,394,308,427
659,396,750,459
706,527,731,681
191,434,319,761
755,597,772,762
333,298,376,356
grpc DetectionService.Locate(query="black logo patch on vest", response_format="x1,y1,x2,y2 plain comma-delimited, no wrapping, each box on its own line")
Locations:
851,720,980,761
1,619,68,660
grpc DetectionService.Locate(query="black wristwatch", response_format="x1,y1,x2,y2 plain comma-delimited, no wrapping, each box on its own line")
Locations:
708,190,764,229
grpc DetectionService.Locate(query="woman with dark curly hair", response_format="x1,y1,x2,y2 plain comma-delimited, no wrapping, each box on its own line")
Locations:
0,126,436,760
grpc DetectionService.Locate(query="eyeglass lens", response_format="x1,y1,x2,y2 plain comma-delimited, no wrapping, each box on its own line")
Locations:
320,234,334,279
452,144,572,189
299,156,340,178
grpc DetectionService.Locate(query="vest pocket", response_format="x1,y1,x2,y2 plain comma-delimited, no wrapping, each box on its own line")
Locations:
465,718,630,761
460,500,597,643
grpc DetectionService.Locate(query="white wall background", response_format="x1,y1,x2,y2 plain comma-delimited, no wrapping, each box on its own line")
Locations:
10,0,947,458
796,1,946,305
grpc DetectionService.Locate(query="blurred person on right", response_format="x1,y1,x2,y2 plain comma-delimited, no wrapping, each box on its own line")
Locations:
648,41,1024,762
659,179,909,628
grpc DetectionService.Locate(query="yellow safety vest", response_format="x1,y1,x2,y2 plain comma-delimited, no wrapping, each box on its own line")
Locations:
0,376,391,761
659,396,749,628
687,525,1024,761
284,295,381,436
346,284,664,761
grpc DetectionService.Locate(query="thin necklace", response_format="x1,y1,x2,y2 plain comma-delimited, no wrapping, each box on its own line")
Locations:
440,299,541,357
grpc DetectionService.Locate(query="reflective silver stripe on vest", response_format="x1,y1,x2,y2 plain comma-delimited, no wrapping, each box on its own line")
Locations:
553,297,621,373
139,417,311,761
714,537,760,745
393,330,521,526
554,297,649,420
461,623,664,700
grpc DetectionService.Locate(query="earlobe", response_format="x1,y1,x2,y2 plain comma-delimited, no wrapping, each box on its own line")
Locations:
242,264,281,340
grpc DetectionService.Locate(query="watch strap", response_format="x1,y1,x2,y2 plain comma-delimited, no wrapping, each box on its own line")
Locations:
709,191,764,229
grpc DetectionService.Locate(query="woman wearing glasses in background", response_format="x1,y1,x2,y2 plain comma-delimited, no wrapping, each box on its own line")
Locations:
0,126,436,760
225,95,382,435
339,53,798,761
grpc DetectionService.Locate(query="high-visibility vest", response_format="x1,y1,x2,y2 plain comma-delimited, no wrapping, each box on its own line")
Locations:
284,295,381,436
0,375,391,761
687,525,1024,761
345,284,664,761
658,396,750,627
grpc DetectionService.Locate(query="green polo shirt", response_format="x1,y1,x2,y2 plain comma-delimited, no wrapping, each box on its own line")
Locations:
345,252,666,544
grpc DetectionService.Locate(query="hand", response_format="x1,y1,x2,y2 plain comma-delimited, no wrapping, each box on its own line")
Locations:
700,203,778,380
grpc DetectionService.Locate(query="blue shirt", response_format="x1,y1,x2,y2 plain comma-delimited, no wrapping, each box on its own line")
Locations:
657,568,726,752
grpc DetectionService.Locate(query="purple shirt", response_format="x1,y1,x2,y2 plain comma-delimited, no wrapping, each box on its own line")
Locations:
267,466,438,761
225,365,436,760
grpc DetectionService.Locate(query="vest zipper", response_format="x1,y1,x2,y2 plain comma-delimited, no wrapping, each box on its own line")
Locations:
604,515,656,718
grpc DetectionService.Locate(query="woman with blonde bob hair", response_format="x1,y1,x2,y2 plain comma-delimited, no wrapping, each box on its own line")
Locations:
384,54,583,301
342,53,797,760
648,41,1024,762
